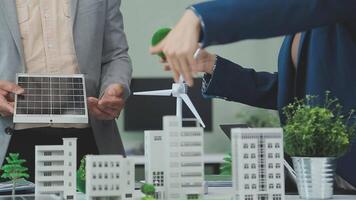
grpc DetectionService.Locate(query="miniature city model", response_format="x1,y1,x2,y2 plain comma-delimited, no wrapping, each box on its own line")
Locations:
145,116,204,200
231,128,285,200
35,138,77,200
85,155,135,200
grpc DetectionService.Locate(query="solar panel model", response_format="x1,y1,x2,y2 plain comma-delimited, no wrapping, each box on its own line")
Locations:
13,74,88,124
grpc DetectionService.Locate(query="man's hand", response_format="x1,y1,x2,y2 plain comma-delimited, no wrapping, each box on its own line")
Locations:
150,9,201,86
87,84,125,120
161,49,216,75
0,80,24,117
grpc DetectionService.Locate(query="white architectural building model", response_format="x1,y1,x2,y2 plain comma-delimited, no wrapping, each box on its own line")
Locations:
35,138,77,200
231,128,285,200
145,116,204,200
85,155,135,200
145,130,166,199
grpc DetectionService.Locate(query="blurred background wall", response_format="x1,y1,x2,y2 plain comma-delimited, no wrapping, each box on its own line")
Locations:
118,0,283,155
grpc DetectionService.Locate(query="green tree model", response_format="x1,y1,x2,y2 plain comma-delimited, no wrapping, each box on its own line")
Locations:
141,183,156,200
1,153,29,196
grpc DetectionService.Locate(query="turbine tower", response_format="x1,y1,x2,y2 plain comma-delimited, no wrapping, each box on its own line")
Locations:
133,76,206,128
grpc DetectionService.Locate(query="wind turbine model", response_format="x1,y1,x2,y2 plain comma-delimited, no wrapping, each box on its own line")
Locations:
133,76,206,128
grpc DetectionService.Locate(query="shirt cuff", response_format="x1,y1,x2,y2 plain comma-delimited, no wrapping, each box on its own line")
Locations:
201,56,227,100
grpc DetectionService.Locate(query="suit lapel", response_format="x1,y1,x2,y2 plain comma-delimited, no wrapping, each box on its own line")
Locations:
0,0,25,65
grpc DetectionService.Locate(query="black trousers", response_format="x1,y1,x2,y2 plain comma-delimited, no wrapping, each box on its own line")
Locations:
5,127,99,182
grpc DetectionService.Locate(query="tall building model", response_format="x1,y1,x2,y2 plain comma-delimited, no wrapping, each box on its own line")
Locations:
145,130,166,199
145,116,204,200
85,155,135,200
231,128,285,200
35,138,77,200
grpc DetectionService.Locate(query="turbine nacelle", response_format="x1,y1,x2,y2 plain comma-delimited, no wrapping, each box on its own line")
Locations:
172,83,187,97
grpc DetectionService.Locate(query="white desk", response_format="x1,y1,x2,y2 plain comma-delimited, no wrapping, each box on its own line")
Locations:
75,187,356,200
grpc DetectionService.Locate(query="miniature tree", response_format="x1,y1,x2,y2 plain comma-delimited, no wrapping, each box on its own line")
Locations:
141,183,156,200
77,156,86,193
1,153,29,196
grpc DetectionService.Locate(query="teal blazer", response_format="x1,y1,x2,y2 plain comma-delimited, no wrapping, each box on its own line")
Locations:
193,0,356,186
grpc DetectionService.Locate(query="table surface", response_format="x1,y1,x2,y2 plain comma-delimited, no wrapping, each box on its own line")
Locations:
2,187,355,200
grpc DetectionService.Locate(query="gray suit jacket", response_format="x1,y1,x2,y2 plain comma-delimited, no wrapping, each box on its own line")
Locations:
0,0,132,166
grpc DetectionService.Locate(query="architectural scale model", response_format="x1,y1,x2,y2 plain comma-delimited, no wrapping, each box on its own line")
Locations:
14,74,88,124
85,155,135,200
231,128,285,200
35,138,77,200
145,116,204,200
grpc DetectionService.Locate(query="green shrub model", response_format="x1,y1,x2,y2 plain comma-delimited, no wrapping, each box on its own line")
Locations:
77,156,86,193
1,153,29,196
283,92,356,157
141,183,156,200
151,28,171,59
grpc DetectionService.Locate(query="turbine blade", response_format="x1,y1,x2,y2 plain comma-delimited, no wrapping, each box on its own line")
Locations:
133,89,172,96
180,94,206,128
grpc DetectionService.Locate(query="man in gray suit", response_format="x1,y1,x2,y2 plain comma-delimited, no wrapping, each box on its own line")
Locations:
0,0,132,180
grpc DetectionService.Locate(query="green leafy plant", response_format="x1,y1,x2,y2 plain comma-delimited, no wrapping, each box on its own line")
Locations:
1,153,29,196
219,153,232,176
237,109,280,128
141,183,156,200
283,92,356,157
77,156,86,193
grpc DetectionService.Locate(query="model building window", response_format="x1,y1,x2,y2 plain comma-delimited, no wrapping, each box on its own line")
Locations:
44,182,52,187
244,184,249,189
275,143,280,148
251,153,256,158
251,184,257,189
269,184,274,189
244,154,249,159
250,143,256,148
43,162,52,166
268,163,273,168
268,153,273,158
244,164,249,169
44,152,52,156
275,153,280,158
275,163,281,168
243,143,248,149
251,174,256,179
269,173,273,179
276,173,281,179
268,143,273,148
44,172,52,176
276,183,281,189
244,195,253,200
273,194,282,200
244,174,249,179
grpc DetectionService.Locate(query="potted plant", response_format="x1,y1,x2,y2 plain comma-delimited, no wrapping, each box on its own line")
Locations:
283,93,355,199
1,153,29,196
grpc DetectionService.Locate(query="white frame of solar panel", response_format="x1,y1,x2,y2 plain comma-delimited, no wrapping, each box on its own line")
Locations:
13,74,88,124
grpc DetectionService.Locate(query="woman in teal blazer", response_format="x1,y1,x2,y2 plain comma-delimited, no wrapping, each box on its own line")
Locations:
151,0,356,189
